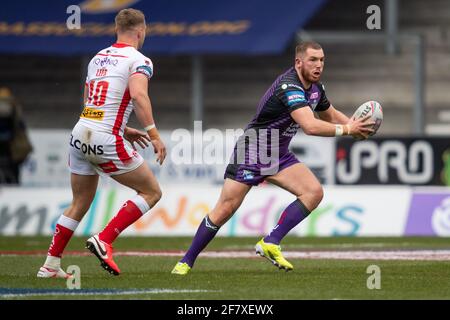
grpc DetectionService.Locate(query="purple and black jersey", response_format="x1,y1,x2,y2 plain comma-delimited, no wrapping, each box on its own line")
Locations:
247,66,330,153
225,67,331,185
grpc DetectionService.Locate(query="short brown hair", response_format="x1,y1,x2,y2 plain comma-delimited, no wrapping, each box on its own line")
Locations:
295,41,322,56
115,8,146,32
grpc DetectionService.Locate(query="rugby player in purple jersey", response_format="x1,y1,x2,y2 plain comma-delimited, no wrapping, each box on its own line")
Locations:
172,41,374,275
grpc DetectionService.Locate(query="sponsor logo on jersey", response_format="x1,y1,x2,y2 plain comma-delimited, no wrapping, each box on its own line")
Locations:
94,57,119,67
242,169,254,180
281,83,304,91
310,92,319,99
80,107,104,121
286,90,306,106
96,67,108,77
70,135,104,155
282,123,300,137
135,65,153,78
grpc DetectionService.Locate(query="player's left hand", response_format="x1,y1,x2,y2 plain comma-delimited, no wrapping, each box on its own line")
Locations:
124,127,151,150
347,115,375,140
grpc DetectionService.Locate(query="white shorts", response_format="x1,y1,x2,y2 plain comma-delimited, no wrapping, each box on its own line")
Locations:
68,122,144,176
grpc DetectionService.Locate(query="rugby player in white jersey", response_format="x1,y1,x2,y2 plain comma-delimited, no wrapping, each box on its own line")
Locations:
37,8,166,278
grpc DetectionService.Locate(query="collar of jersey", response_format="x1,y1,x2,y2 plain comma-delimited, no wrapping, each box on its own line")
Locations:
112,42,133,48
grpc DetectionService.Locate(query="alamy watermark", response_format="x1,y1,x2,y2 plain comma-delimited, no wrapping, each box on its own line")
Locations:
171,122,283,175
66,265,81,289
366,5,381,30
366,264,381,290
66,5,81,30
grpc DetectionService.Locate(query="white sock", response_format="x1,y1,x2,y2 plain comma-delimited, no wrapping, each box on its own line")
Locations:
57,215,79,231
130,194,151,214
44,255,61,269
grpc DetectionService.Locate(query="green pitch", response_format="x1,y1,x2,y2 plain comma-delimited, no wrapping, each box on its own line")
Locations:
1,236,450,300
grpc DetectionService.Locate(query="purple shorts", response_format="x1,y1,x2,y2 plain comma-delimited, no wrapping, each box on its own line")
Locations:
224,152,300,186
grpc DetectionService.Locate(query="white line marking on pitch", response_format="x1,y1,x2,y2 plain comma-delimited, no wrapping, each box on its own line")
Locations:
2,250,450,261
109,250,450,260
0,289,218,298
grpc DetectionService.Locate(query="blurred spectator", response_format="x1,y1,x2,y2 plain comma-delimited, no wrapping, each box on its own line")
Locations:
0,87,33,184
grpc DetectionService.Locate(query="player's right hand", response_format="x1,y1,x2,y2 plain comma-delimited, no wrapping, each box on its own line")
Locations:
151,139,166,165
347,115,375,140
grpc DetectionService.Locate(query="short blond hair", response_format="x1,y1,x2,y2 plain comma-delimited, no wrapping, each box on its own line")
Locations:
295,41,322,57
115,8,146,32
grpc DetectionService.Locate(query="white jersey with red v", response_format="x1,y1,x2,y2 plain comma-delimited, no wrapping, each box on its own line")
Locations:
80,42,153,136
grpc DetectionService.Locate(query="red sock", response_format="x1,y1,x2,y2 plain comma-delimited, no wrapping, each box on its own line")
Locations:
48,224,74,258
99,200,143,244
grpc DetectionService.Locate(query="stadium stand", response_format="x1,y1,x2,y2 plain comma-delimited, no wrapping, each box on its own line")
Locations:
0,0,449,134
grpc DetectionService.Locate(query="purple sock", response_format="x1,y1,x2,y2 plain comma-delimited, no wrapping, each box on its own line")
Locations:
180,215,219,267
264,199,310,245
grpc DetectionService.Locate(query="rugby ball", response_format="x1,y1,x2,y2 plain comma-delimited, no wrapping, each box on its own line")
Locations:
352,100,383,136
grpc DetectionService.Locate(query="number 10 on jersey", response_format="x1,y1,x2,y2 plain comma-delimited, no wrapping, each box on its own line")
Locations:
87,80,109,107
